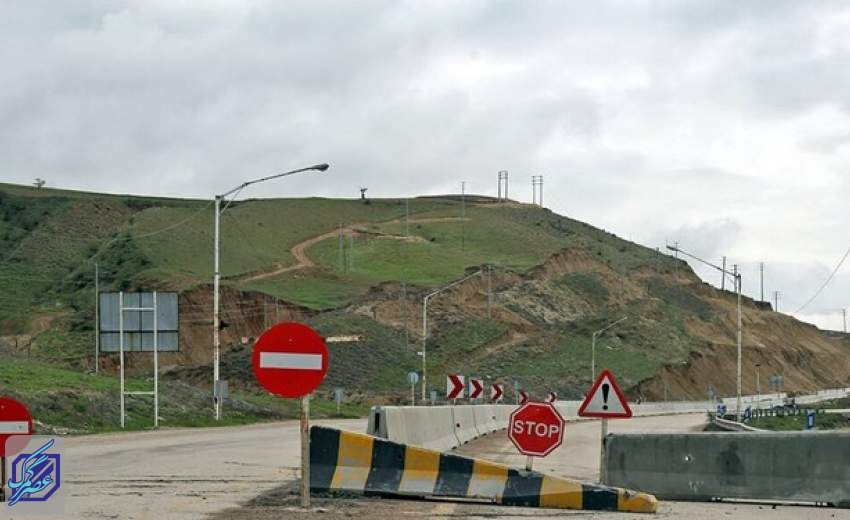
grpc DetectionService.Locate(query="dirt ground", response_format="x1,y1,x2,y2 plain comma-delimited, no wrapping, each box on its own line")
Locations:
209,482,848,520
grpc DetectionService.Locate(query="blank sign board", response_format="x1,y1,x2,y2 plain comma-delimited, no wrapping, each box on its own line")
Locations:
99,292,179,352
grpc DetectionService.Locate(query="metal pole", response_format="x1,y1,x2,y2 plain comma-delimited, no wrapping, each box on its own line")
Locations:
119,291,125,429
525,455,533,471
94,261,99,374
591,332,597,384
349,231,354,272
760,262,764,302
419,270,482,402
300,394,311,508
487,264,493,319
153,291,159,429
599,418,608,483
338,223,344,272
461,181,466,251
755,363,760,415
736,271,743,421
213,195,222,421
411,382,415,406
422,297,428,402
540,176,543,206
721,256,726,290
844,309,847,333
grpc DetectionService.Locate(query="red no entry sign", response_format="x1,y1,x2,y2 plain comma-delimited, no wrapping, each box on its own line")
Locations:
0,397,32,457
252,322,329,398
508,401,565,457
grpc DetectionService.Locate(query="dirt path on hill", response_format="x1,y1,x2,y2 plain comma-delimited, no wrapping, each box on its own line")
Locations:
237,217,468,283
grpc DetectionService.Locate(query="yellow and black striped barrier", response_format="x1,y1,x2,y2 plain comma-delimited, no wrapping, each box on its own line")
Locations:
310,426,657,513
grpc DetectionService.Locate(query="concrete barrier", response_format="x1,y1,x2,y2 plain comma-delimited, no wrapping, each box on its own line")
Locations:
452,405,479,444
368,387,850,454
604,432,850,506
311,426,658,513
473,405,501,436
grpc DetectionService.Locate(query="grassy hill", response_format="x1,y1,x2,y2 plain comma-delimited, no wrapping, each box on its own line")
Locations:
1,182,849,432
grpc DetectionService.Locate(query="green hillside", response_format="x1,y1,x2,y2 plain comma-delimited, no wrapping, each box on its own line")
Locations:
2,181,848,433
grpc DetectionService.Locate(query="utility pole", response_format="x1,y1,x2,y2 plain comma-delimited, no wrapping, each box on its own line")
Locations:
338,223,344,272
721,256,726,290
760,262,764,302
349,231,354,273
668,244,743,420
498,170,509,201
461,181,466,251
539,176,543,206
843,308,847,333
402,282,409,348
94,261,99,374
774,291,780,312
531,176,544,206
487,264,493,319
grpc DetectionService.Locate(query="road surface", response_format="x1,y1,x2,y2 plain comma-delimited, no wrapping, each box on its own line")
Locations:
21,418,366,520
215,414,846,519
8,414,844,519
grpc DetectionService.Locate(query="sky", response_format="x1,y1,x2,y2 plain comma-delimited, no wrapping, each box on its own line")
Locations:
2,1,850,330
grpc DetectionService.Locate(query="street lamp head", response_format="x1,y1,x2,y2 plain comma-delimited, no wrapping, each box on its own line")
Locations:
665,245,678,252
313,163,330,172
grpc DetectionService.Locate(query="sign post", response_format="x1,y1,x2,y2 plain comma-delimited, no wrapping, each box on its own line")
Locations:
0,397,33,503
578,370,633,483
407,372,420,406
508,401,565,472
252,322,329,509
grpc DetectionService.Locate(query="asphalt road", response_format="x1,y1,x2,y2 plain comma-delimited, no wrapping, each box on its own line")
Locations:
34,418,366,520
9,414,845,519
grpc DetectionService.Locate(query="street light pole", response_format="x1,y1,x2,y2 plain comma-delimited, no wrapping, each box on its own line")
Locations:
421,270,483,401
667,244,743,420
212,163,329,420
591,316,628,383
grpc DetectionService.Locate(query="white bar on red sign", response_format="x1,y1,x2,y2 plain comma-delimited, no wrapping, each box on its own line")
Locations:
260,352,323,370
0,421,28,434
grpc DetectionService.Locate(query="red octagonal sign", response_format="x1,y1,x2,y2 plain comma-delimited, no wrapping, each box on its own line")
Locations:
252,322,329,398
508,401,565,457
0,397,33,457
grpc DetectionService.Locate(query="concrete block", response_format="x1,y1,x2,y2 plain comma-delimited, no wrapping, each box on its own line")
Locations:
605,432,850,506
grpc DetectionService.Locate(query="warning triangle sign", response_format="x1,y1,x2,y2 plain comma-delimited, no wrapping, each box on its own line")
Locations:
578,369,633,418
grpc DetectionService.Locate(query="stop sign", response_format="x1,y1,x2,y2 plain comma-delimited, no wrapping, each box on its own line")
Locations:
0,397,33,457
508,401,565,457
252,322,329,398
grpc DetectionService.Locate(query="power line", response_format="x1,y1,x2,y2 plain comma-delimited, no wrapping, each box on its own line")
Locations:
793,244,850,314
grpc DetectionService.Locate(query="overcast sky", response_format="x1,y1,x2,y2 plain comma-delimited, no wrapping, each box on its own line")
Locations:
3,1,850,330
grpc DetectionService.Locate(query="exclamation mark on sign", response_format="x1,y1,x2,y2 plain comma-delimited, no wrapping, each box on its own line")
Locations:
602,383,610,410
